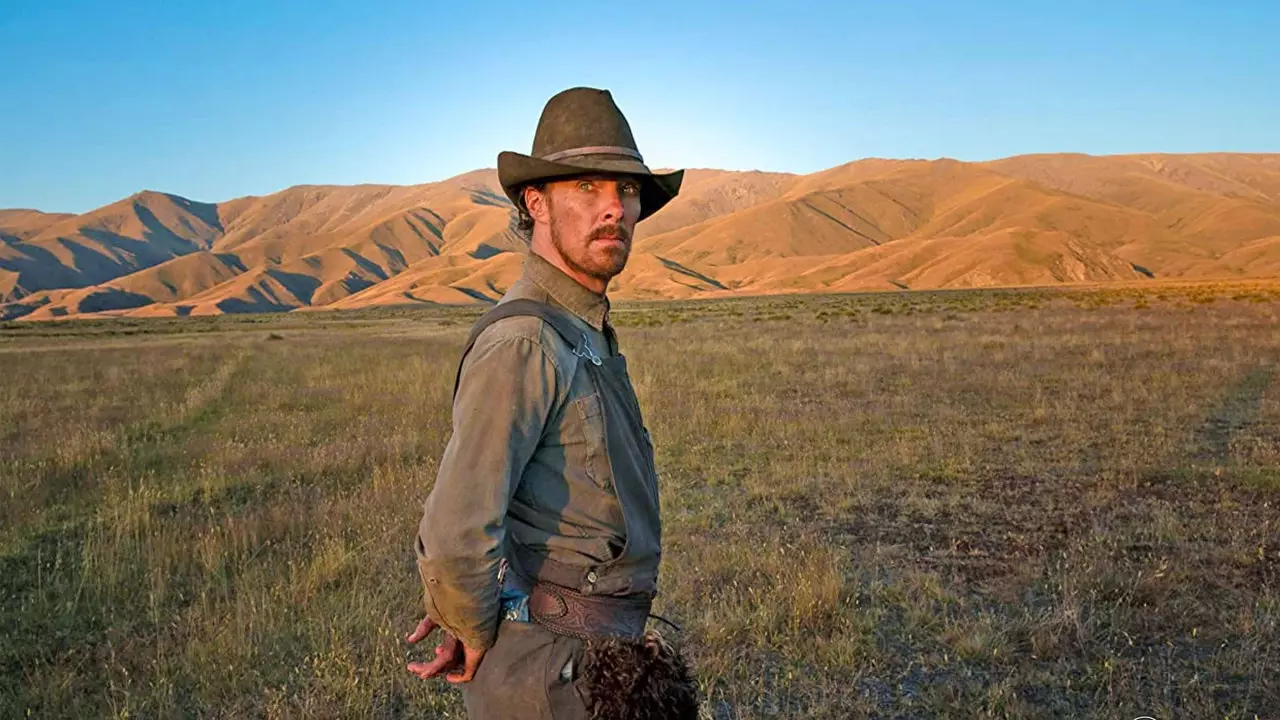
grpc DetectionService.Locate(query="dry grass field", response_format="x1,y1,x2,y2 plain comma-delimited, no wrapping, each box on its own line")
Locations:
2,281,1278,718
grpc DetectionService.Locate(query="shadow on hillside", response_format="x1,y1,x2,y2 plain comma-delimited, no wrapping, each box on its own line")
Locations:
217,296,290,314
74,228,202,286
77,289,154,314
469,243,508,260
374,244,409,271
338,274,377,295
130,197,221,251
267,269,322,305
0,299,42,321
214,253,248,273
157,194,223,240
1131,263,1157,279
0,242,84,292
339,249,390,281
215,269,322,313
0,200,218,296
468,188,512,208
657,256,727,290
451,285,499,304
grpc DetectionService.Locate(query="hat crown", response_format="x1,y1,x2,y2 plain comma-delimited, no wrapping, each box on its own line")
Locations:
531,87,639,159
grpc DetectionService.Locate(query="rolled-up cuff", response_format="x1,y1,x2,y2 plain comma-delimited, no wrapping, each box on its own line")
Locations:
417,556,498,651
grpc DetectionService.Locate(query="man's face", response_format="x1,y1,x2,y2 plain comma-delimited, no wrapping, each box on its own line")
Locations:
540,174,643,283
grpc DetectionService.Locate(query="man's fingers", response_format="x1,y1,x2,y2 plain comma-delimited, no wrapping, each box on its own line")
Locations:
407,658,456,680
446,644,487,684
403,624,482,683
407,634,462,680
407,652,460,680
406,616,437,644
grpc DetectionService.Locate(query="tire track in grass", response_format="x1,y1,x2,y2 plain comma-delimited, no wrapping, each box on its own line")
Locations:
1192,364,1275,466
0,349,250,716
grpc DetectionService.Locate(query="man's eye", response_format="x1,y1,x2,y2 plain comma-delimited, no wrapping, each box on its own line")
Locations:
577,180,595,192
621,183,640,195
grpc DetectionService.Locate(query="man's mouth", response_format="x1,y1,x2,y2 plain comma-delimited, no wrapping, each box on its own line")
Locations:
588,233,629,249
590,226,631,244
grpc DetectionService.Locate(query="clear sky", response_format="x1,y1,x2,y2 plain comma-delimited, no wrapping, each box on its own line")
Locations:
2,0,1277,213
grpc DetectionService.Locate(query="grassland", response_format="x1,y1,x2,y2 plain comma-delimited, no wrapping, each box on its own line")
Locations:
2,281,1279,718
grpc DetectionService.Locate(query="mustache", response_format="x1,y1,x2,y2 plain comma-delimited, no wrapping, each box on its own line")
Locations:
589,224,632,242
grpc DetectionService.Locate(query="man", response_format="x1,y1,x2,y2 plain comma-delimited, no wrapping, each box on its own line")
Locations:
406,88,696,719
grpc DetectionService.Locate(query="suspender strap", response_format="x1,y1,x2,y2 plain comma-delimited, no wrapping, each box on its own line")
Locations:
452,299,594,401
451,298,653,601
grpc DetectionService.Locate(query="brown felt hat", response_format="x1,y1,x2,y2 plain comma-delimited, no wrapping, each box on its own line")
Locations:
498,87,683,222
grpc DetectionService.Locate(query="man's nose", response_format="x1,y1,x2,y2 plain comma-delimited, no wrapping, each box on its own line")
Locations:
600,185,624,222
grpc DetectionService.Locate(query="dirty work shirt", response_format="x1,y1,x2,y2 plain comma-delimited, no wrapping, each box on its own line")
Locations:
416,252,643,651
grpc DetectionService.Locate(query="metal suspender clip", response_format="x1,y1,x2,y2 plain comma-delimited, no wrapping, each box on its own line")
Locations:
497,558,530,623
573,332,603,366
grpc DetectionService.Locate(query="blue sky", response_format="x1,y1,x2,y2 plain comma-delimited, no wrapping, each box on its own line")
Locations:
1,0,1277,213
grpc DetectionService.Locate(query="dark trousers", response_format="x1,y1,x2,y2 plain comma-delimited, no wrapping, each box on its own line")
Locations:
461,620,589,720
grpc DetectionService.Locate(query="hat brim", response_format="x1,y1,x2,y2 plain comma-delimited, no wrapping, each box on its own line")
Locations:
498,151,683,222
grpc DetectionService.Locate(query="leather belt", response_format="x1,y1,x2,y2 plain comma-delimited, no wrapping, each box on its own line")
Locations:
527,582,652,640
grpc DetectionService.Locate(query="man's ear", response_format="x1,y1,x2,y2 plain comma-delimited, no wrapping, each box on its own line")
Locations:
524,185,548,221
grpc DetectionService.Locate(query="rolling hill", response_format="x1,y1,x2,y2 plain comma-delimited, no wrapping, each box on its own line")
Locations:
3,153,1278,321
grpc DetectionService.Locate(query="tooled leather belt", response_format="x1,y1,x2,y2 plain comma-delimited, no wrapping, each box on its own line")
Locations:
527,582,652,640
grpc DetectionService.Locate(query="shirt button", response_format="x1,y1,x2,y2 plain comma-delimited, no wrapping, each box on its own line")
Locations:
586,570,598,584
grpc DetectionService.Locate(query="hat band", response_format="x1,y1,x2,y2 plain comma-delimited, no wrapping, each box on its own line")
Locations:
539,145,644,163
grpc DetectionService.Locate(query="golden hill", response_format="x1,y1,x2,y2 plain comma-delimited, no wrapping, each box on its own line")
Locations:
0,209,75,243
3,153,1278,321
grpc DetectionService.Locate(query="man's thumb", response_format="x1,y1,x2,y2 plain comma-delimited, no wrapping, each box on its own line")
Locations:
446,646,485,684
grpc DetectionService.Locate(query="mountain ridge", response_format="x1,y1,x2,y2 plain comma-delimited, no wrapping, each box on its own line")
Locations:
3,153,1279,321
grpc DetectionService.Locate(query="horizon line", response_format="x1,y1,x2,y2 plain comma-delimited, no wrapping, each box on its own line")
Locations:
7,149,1280,216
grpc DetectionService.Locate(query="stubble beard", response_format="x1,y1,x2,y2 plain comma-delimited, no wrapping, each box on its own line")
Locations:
550,214,631,283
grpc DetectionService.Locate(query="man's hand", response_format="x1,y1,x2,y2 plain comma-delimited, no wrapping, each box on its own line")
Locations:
405,615,486,684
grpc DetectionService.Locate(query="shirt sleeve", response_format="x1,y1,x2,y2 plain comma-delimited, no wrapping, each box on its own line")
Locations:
415,329,560,651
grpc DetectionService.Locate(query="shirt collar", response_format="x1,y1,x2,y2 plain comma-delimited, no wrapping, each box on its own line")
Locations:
523,251,610,331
